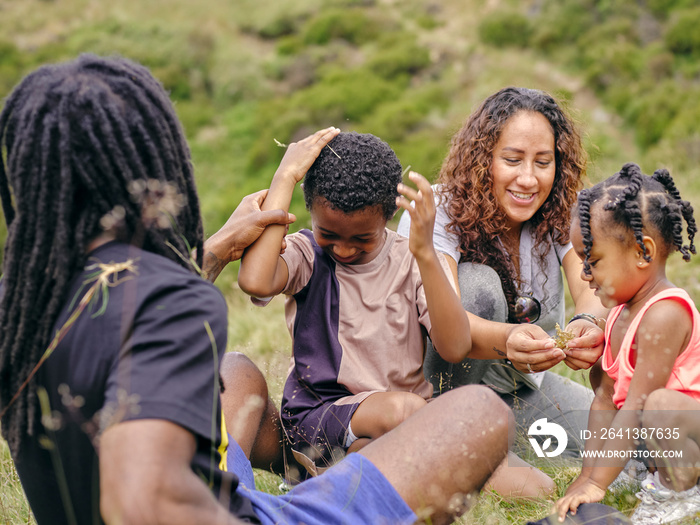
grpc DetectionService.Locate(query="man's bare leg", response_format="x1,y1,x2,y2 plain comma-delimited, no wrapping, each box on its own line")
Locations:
220,352,285,474
359,385,510,525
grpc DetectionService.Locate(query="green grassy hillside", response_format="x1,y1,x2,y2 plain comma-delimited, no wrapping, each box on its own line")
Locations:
1,0,700,523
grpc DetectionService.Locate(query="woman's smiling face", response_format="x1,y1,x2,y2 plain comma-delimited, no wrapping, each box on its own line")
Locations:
490,110,556,230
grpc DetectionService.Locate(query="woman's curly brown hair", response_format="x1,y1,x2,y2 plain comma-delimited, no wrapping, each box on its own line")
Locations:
437,87,586,321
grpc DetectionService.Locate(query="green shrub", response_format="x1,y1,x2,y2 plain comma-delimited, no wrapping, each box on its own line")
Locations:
326,0,376,6
366,34,431,79
245,104,316,170
582,41,645,92
213,57,273,106
664,89,700,142
258,14,299,39
0,40,25,97
359,84,449,142
478,11,533,48
416,13,440,30
391,128,452,181
174,100,217,136
277,35,304,56
264,54,317,91
576,17,638,63
647,50,675,80
295,67,401,122
302,8,379,46
591,0,640,18
648,0,698,18
624,80,686,148
362,101,425,142
62,20,216,101
665,7,700,55
531,0,596,51
603,84,638,117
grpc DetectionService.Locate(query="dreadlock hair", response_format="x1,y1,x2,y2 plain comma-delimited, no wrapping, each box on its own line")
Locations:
0,54,205,452
576,162,697,275
302,131,402,220
437,87,586,322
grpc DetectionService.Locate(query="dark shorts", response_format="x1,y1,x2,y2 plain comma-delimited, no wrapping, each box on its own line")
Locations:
282,400,360,463
228,438,416,525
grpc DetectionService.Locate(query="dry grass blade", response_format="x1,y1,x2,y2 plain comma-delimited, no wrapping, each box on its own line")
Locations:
554,323,575,349
272,138,341,158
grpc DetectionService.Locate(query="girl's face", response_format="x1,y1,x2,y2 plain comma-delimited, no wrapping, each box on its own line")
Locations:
310,197,387,265
491,111,556,231
570,216,645,308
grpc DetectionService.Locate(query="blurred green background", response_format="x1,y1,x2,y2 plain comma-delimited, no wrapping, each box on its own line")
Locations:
1,0,700,522
1,0,698,298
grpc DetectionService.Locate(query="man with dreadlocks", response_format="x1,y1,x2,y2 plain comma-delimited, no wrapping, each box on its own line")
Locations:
0,55,510,525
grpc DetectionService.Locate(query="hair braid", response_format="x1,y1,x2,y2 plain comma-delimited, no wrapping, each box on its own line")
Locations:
0,54,205,452
577,189,594,274
603,163,650,261
653,168,697,260
682,201,697,256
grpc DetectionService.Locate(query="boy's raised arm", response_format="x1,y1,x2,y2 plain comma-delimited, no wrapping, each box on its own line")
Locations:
238,127,340,298
396,171,471,363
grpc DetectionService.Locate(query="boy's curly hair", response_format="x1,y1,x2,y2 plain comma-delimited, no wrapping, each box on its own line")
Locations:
303,132,402,220
437,87,586,321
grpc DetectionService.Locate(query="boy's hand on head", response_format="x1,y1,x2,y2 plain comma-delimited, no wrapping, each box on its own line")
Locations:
275,127,340,184
396,171,437,262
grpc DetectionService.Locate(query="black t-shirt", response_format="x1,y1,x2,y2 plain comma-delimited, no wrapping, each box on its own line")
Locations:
10,242,259,524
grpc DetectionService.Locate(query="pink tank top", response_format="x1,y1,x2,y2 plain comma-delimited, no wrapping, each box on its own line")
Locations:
602,288,700,409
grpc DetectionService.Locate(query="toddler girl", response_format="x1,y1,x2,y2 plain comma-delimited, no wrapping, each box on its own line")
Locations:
556,163,700,524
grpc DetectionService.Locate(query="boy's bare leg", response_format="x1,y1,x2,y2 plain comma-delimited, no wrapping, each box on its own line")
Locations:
359,385,510,525
347,391,428,452
643,388,700,491
220,352,285,473
484,452,556,498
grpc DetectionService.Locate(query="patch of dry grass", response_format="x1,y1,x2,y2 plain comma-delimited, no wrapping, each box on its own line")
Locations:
0,437,34,524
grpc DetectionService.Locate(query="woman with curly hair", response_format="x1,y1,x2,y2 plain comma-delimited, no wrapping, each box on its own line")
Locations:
398,87,607,455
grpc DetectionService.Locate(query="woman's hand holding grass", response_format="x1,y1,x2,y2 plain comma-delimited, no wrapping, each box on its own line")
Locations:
506,324,566,374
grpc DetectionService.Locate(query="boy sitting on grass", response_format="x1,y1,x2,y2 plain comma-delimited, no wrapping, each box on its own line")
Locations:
237,128,553,498
238,128,469,465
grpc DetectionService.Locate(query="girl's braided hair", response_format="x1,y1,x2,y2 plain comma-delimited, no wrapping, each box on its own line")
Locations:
577,162,696,275
0,54,204,452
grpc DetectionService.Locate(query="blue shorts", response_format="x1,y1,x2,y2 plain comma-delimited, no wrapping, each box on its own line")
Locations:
227,438,416,525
